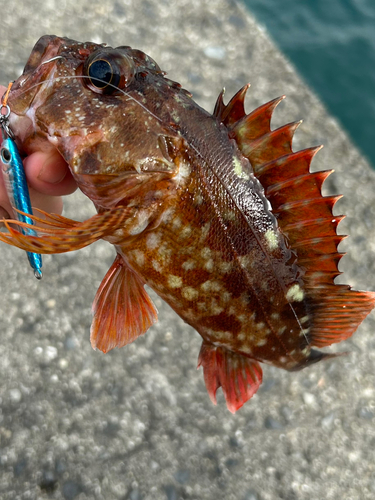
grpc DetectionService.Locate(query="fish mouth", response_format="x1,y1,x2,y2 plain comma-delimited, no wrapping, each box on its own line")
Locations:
6,37,65,155
9,113,56,156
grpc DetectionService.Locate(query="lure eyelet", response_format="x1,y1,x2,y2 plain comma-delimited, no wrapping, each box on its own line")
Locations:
1,147,11,164
82,49,135,95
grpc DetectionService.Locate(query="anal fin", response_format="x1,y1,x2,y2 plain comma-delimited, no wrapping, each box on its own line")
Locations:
197,341,263,413
90,254,158,353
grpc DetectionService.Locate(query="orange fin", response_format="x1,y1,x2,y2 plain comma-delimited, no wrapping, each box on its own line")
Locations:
307,286,375,347
218,89,375,345
0,206,130,254
90,254,158,353
213,84,250,126
197,341,263,413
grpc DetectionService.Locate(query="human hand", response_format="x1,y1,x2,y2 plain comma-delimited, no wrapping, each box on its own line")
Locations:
0,84,77,222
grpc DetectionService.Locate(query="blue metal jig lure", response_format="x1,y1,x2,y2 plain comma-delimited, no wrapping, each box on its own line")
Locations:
0,102,43,279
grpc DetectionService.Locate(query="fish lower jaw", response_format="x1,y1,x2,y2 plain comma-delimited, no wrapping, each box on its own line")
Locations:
9,113,35,146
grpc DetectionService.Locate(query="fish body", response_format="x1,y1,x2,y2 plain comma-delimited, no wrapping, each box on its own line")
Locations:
1,35,375,412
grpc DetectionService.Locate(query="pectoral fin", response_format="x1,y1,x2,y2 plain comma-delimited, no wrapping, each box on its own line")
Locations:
90,254,158,353
198,341,263,413
0,207,130,254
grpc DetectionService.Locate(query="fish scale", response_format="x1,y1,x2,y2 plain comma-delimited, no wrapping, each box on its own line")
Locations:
0,34,374,413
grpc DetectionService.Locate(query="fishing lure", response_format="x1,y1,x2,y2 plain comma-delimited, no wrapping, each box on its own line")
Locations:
0,87,42,279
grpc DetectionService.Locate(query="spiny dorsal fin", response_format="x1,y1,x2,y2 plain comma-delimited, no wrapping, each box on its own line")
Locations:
215,89,375,346
213,84,250,126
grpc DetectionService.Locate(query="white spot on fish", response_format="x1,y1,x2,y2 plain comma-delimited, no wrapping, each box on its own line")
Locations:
215,331,232,341
147,231,161,253
256,338,267,347
286,284,305,302
264,229,279,251
201,247,212,259
201,281,222,292
179,225,192,239
158,243,173,263
239,255,253,268
233,156,249,180
168,275,183,288
211,303,224,315
130,250,145,267
278,326,287,335
194,193,203,205
178,160,191,179
152,259,163,273
241,346,252,354
205,259,214,272
224,210,236,221
200,222,211,240
129,210,150,235
172,217,182,229
219,261,233,273
182,259,196,271
299,328,310,337
182,287,199,301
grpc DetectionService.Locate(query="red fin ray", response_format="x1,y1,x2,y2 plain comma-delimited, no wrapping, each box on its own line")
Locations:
90,254,158,353
256,147,322,185
197,341,263,413
0,207,130,254
304,271,342,287
219,89,375,348
241,121,301,166
307,287,375,347
13,207,78,228
283,216,345,242
213,84,250,126
273,195,343,226
301,253,345,286
292,235,347,255
213,89,226,119
300,253,345,272
265,170,333,205
232,95,285,143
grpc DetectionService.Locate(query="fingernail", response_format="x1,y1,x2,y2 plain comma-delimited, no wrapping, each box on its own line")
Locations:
37,157,68,184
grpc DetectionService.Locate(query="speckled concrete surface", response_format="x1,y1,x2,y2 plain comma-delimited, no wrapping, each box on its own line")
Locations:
0,1,374,499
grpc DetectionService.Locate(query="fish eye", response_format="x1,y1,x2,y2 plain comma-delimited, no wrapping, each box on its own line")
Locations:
88,59,119,89
82,49,135,95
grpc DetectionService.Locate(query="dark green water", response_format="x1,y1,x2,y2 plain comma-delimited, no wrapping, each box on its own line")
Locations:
243,0,375,168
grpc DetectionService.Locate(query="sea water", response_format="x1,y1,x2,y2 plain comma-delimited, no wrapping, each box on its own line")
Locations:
244,0,375,168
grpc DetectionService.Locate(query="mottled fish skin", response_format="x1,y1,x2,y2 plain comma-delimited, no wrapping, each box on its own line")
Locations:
2,35,375,412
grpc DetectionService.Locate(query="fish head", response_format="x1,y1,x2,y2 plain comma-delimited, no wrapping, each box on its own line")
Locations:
7,35,183,205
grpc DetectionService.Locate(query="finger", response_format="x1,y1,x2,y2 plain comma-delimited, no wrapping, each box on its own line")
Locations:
29,188,63,217
0,187,63,229
24,150,77,196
